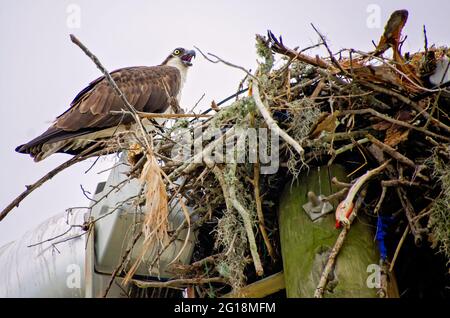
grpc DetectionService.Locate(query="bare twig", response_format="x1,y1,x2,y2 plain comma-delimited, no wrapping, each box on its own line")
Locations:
194,46,256,80
340,109,449,141
110,110,211,119
374,185,387,215
253,79,305,159
27,224,85,248
70,34,152,151
168,198,191,265
0,145,105,222
267,30,332,69
396,187,425,245
358,80,450,134
311,24,347,74
389,225,409,272
103,232,142,298
188,93,206,114
250,113,276,261
323,187,349,203
367,134,429,181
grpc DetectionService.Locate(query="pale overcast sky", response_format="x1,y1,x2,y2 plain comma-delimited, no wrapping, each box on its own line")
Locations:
0,0,449,246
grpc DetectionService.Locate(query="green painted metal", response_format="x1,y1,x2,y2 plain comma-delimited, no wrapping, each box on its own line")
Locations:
279,165,379,298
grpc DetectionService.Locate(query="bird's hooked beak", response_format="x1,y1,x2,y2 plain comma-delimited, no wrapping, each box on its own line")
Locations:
181,49,196,66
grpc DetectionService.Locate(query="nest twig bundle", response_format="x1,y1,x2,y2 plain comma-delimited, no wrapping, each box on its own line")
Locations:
125,9,449,296
3,10,449,298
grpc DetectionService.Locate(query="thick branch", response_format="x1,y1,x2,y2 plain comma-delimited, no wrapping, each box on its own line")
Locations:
133,277,226,289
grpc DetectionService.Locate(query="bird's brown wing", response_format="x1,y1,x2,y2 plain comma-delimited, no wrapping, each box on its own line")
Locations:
16,65,180,154
55,65,180,131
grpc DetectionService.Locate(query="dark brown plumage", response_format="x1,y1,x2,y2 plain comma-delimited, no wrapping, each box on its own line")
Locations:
16,48,195,161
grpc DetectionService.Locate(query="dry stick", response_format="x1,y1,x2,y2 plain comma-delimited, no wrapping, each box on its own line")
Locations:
253,152,276,261
252,79,305,159
334,138,370,156
250,112,276,261
396,187,424,245
351,50,436,93
309,79,326,100
314,188,367,298
103,232,143,298
340,109,449,141
368,147,426,245
268,31,332,70
170,126,236,177
411,203,434,223
110,110,211,119
323,187,349,203
306,131,370,147
311,24,347,75
0,145,104,222
192,254,221,268
71,35,176,288
331,177,352,188
175,253,223,274
188,93,206,114
211,167,234,214
212,165,264,276
1,157,81,222
194,46,256,80
133,277,226,289
367,134,429,181
367,135,419,169
147,207,210,271
27,225,84,248
381,179,423,187
374,185,387,215
167,198,191,266
228,163,264,277
359,80,450,134
336,161,390,226
70,34,152,151
389,225,410,272
27,176,133,250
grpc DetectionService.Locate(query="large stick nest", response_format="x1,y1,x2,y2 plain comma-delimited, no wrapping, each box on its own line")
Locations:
71,10,450,297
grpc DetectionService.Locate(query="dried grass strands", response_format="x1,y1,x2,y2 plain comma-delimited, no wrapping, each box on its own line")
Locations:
123,151,169,284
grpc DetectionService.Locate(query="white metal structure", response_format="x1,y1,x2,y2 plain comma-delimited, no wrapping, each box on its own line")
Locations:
0,155,195,297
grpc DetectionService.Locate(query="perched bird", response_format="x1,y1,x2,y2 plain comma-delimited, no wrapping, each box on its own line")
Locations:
16,47,196,161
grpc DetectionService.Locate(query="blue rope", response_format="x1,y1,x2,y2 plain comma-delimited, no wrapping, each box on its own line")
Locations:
376,215,393,260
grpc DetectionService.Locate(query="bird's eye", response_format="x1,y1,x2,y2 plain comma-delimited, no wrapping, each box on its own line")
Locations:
173,49,181,55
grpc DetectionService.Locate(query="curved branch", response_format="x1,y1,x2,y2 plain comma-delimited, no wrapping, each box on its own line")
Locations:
0,146,104,222
252,79,305,159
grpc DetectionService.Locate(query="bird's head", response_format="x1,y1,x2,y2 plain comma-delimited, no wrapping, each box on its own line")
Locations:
162,47,196,68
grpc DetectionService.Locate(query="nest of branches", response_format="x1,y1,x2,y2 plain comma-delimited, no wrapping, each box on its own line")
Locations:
3,10,449,298
122,10,450,297
102,10,450,297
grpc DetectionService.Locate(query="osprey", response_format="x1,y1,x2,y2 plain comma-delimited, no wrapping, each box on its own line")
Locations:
16,47,196,161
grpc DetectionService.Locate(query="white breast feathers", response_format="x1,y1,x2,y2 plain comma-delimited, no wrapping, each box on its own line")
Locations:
165,58,188,103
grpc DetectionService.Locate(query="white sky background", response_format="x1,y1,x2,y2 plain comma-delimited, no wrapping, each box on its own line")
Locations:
0,0,449,247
